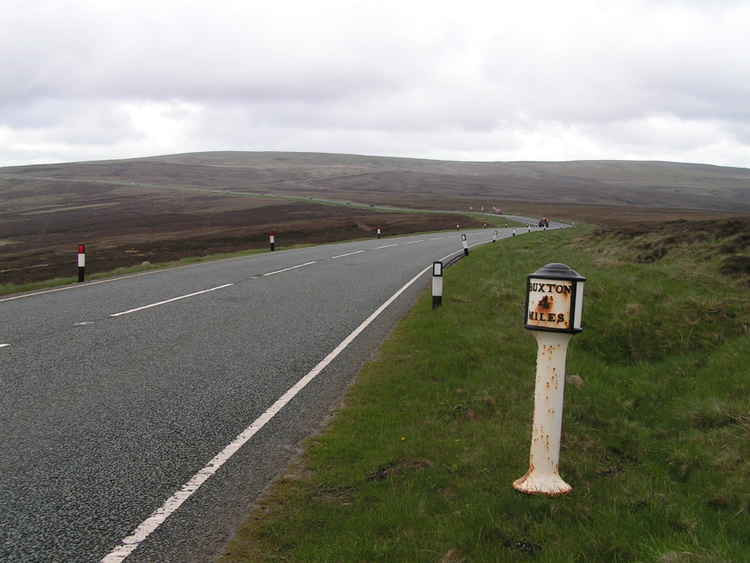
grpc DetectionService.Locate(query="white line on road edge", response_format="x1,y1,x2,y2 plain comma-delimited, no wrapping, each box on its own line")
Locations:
375,243,398,249
109,284,234,317
331,250,365,260
262,261,317,277
0,271,168,304
0,344,9,348
100,262,434,563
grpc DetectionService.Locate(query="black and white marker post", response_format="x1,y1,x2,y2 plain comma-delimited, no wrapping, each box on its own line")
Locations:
269,232,276,251
77,244,86,282
377,227,382,239
431,261,443,309
461,233,469,256
492,230,498,243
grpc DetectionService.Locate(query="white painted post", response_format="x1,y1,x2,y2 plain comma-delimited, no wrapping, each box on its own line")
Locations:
431,261,443,309
77,244,86,282
492,230,497,243
461,233,469,256
512,229,516,237
377,227,382,239
269,232,276,251
513,263,585,496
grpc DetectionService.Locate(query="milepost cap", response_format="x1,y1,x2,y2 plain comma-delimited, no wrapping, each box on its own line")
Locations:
530,263,586,282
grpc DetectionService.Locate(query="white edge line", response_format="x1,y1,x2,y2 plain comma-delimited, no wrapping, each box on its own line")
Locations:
375,243,398,249
262,261,317,276
109,284,234,317
0,270,166,304
0,343,9,348
100,262,434,562
404,239,425,245
330,250,365,260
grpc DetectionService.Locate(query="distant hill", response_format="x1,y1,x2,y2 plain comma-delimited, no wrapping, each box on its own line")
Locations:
3,151,750,212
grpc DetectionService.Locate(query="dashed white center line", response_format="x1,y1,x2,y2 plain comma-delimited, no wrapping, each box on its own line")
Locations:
110,284,234,317
263,261,317,277
0,343,9,349
375,243,398,249
404,239,425,245
331,250,365,260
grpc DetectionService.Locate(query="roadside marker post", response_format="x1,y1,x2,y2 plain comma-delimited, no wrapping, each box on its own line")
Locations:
461,233,469,256
431,261,443,309
512,229,516,237
492,230,497,243
269,232,276,252
77,244,86,282
456,224,460,230
377,227,382,239
513,263,586,496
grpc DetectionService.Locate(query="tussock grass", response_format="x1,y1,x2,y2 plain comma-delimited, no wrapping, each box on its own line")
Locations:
222,224,750,562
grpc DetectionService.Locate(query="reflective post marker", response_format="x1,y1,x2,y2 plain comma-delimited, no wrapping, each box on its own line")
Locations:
461,233,469,256
431,261,443,309
512,229,516,237
269,232,276,251
377,227,382,239
492,230,498,243
77,244,86,282
456,224,460,230
513,263,586,496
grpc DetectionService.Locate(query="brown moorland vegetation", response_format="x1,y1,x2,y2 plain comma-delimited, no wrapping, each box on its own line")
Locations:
2,151,749,285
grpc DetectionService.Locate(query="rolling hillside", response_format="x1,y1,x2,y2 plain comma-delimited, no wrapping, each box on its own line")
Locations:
2,152,749,286
3,151,750,211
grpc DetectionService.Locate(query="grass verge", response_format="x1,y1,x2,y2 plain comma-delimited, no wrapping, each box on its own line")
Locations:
221,224,750,562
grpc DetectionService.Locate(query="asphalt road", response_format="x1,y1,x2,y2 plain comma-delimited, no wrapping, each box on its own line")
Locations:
0,222,564,562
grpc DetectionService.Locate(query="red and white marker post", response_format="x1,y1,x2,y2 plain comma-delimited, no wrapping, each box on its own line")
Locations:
77,244,86,282
269,232,276,252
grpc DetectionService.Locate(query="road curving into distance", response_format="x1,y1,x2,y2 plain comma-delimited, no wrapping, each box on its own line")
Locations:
0,220,565,562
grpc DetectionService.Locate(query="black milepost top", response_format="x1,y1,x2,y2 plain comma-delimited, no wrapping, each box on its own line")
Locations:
529,263,586,282
525,263,586,333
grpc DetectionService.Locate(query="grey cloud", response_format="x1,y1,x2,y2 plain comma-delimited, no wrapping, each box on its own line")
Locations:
1,0,749,167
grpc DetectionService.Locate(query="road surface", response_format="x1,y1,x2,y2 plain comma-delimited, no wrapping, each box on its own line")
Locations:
0,223,563,562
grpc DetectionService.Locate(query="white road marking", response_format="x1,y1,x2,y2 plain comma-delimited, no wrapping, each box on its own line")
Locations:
0,271,165,304
262,261,317,277
109,284,234,317
0,343,9,348
331,250,365,260
100,261,436,562
73,321,95,326
404,239,425,245
375,243,398,249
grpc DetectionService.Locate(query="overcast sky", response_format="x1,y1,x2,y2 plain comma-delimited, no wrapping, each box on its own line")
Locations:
1,0,749,167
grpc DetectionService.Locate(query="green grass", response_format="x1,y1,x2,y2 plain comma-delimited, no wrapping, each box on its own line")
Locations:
221,226,750,562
